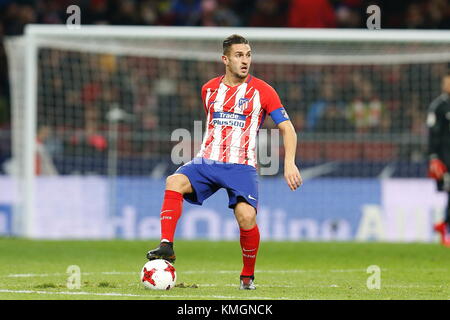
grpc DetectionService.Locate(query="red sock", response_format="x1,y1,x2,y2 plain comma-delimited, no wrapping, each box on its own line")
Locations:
240,225,260,277
160,190,184,243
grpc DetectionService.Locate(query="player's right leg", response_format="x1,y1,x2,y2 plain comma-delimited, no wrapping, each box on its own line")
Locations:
146,174,193,263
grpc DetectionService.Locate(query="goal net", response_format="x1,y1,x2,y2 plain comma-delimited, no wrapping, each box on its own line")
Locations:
5,25,450,240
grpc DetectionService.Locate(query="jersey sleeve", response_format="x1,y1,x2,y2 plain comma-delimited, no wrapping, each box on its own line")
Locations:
201,84,208,114
262,84,290,125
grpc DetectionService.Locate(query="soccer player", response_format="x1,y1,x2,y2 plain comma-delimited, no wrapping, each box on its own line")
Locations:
428,74,450,246
146,34,302,289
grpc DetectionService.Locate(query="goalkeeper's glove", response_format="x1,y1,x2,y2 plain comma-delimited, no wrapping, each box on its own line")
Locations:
428,158,448,180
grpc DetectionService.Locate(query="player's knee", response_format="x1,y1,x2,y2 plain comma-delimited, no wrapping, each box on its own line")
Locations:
235,203,256,229
166,174,190,194
239,214,256,229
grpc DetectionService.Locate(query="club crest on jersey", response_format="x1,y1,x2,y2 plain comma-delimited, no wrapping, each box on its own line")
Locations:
235,97,250,113
212,111,246,128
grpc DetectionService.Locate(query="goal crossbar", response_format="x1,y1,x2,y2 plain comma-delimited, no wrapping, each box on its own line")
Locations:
25,25,450,43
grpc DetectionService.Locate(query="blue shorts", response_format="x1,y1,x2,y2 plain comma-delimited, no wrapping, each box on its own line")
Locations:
174,157,258,210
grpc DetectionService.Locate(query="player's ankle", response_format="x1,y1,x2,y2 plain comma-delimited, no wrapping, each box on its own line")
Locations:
161,239,173,247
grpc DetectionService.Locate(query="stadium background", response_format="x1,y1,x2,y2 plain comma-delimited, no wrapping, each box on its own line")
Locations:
0,0,449,242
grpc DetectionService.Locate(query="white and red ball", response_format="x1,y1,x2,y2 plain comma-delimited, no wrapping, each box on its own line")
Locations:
140,259,177,290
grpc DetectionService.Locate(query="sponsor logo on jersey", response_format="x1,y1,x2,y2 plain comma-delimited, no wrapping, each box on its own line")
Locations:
212,112,247,128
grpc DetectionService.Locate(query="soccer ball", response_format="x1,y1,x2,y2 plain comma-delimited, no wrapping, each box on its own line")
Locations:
140,259,177,290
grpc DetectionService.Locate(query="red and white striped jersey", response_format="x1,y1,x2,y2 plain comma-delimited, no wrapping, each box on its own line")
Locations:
196,75,284,167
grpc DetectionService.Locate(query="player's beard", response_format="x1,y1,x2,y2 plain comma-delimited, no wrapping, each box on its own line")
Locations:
232,65,249,79
237,71,248,79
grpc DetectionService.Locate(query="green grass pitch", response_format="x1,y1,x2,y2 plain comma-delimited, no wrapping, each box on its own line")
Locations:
0,238,450,300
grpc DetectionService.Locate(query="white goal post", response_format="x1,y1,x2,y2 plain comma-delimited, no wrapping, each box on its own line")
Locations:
5,25,450,238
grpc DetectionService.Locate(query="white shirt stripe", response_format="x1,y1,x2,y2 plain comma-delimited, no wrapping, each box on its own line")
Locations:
208,83,229,161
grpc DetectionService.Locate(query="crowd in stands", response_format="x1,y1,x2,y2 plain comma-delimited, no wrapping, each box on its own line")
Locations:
33,49,445,162
0,0,449,174
1,0,449,32
1,0,449,128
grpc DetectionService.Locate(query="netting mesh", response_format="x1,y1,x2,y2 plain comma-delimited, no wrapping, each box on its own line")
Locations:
28,43,448,177
4,28,450,239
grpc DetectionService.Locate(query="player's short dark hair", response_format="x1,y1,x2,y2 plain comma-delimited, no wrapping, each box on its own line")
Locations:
223,34,249,56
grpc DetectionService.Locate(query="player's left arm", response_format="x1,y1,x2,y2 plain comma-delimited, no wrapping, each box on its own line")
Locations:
427,101,447,179
277,120,303,191
263,83,302,191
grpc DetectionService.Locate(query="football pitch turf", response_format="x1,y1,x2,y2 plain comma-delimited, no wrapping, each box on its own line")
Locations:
0,238,450,300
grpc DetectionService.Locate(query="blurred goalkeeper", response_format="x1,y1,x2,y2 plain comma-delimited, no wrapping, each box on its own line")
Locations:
428,74,450,246
146,34,302,289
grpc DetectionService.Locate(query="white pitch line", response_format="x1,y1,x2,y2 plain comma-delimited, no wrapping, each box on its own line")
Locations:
0,289,291,300
4,272,138,278
200,283,295,288
4,267,448,278
330,269,388,273
2,269,324,278
101,272,138,275
382,284,448,288
0,268,393,278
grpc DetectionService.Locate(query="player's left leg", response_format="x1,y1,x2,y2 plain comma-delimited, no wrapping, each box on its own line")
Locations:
434,180,450,245
444,192,450,246
213,162,259,289
234,200,259,290
436,192,450,246
446,192,450,224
